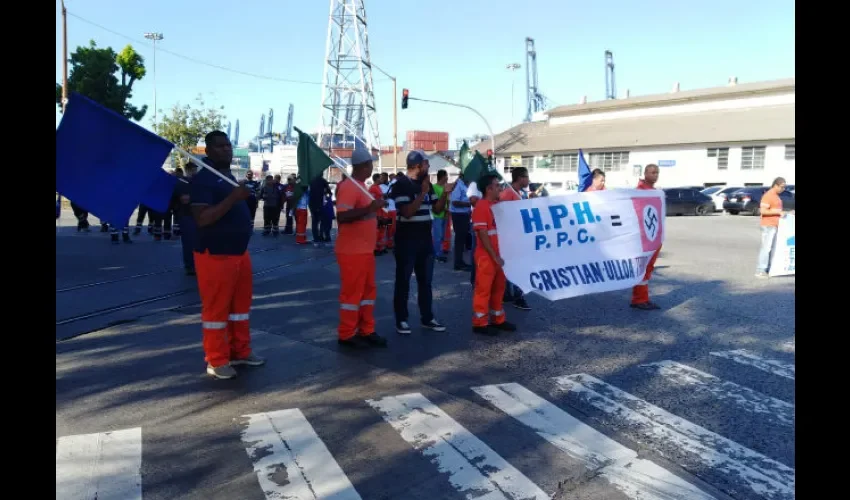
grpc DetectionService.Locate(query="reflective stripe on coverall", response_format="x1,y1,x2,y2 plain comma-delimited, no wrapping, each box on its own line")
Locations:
472,227,506,327
194,250,253,367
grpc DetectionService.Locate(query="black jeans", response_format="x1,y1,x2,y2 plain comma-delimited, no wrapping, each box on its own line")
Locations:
310,205,331,242
178,215,196,270
263,205,281,234
393,235,435,324
450,212,470,268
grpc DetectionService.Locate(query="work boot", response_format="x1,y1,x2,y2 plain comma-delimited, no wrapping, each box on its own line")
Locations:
338,336,371,348
490,321,517,332
206,363,237,379
473,326,497,336
358,333,388,347
630,302,660,310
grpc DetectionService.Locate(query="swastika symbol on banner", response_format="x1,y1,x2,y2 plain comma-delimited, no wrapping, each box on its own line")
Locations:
643,205,659,241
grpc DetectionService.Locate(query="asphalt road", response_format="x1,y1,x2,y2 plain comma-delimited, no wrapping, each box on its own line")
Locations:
56,211,795,500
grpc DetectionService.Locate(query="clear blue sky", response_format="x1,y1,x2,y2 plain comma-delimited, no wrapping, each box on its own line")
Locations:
55,0,795,148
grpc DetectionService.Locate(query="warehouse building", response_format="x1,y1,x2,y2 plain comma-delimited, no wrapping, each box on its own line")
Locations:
475,78,795,190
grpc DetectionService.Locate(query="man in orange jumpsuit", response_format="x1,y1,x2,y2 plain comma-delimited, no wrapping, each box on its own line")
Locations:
294,184,309,245
471,175,517,336
631,164,662,310
335,148,389,348
190,130,266,379
369,173,387,255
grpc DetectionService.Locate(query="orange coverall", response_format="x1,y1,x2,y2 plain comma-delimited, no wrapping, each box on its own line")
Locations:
471,199,506,327
295,207,309,244
631,179,660,305
335,179,379,340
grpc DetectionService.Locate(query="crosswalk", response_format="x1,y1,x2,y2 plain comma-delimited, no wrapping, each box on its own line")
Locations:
56,346,795,500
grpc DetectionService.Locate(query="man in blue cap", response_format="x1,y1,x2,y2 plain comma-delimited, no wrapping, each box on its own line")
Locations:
387,150,453,335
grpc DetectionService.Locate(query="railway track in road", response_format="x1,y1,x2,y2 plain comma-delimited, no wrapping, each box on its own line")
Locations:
55,254,328,327
56,247,283,293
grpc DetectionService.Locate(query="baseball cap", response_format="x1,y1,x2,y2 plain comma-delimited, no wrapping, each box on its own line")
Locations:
406,150,428,167
350,148,375,166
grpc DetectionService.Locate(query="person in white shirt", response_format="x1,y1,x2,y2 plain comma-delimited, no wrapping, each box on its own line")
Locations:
465,179,483,285
449,172,474,271
379,172,395,250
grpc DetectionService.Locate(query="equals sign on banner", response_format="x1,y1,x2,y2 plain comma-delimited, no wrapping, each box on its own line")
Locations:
610,215,622,227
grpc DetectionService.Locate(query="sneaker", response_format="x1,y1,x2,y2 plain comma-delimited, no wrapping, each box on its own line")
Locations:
358,333,388,347
422,319,446,332
473,326,498,336
231,353,265,366
396,321,412,335
513,298,531,311
206,363,237,379
491,321,517,332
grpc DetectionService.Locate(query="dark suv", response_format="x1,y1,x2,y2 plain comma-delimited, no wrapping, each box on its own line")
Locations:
723,186,795,215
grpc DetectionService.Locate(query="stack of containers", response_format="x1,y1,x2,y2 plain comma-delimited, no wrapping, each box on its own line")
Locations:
405,130,450,152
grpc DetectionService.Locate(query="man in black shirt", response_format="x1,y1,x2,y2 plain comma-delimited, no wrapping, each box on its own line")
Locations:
174,163,197,275
309,175,332,245
243,170,261,229
387,150,453,335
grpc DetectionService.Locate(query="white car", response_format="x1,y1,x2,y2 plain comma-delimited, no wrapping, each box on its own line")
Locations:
701,186,743,212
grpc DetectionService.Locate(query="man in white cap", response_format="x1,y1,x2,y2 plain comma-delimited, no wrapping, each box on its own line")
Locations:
334,148,388,348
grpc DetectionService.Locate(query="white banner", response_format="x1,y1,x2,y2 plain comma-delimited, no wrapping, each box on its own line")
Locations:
769,214,795,277
491,189,666,301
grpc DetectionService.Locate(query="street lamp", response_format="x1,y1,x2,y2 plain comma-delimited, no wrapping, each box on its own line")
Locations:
506,63,521,128
143,32,163,127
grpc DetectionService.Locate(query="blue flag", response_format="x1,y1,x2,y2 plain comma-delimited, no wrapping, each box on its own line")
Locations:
56,92,175,225
578,149,592,192
140,168,180,213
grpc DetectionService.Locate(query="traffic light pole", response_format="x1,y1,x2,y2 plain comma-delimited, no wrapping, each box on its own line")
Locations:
407,97,496,156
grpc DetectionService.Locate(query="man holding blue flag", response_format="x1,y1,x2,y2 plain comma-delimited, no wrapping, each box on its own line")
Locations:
190,130,265,380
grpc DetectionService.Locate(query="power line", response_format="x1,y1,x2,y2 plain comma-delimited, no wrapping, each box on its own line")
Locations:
66,12,389,86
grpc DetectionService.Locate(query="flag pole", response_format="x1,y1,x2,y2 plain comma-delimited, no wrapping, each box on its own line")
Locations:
174,147,239,187
61,0,68,113
328,155,375,200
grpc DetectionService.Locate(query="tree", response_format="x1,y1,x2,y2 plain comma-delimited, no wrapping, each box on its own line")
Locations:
154,95,226,165
56,40,148,121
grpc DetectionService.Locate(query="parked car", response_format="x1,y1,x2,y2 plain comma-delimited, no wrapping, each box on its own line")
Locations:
701,186,744,212
663,188,715,216
723,187,795,215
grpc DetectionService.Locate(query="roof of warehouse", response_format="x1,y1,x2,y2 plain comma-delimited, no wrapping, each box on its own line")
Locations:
547,78,795,117
474,104,795,155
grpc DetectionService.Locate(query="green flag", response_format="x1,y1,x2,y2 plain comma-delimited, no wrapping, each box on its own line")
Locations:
463,151,503,186
458,140,473,171
293,127,334,205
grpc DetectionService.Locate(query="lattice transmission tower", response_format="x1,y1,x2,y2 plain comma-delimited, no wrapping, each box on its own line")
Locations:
317,0,382,164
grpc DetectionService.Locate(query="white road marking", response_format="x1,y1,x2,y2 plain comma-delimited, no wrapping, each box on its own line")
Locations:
56,427,143,500
241,408,361,500
472,383,715,500
555,374,795,500
641,361,794,427
709,349,795,380
367,392,549,500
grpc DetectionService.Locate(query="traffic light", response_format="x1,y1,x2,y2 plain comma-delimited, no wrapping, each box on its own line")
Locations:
401,88,409,109
486,149,494,167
